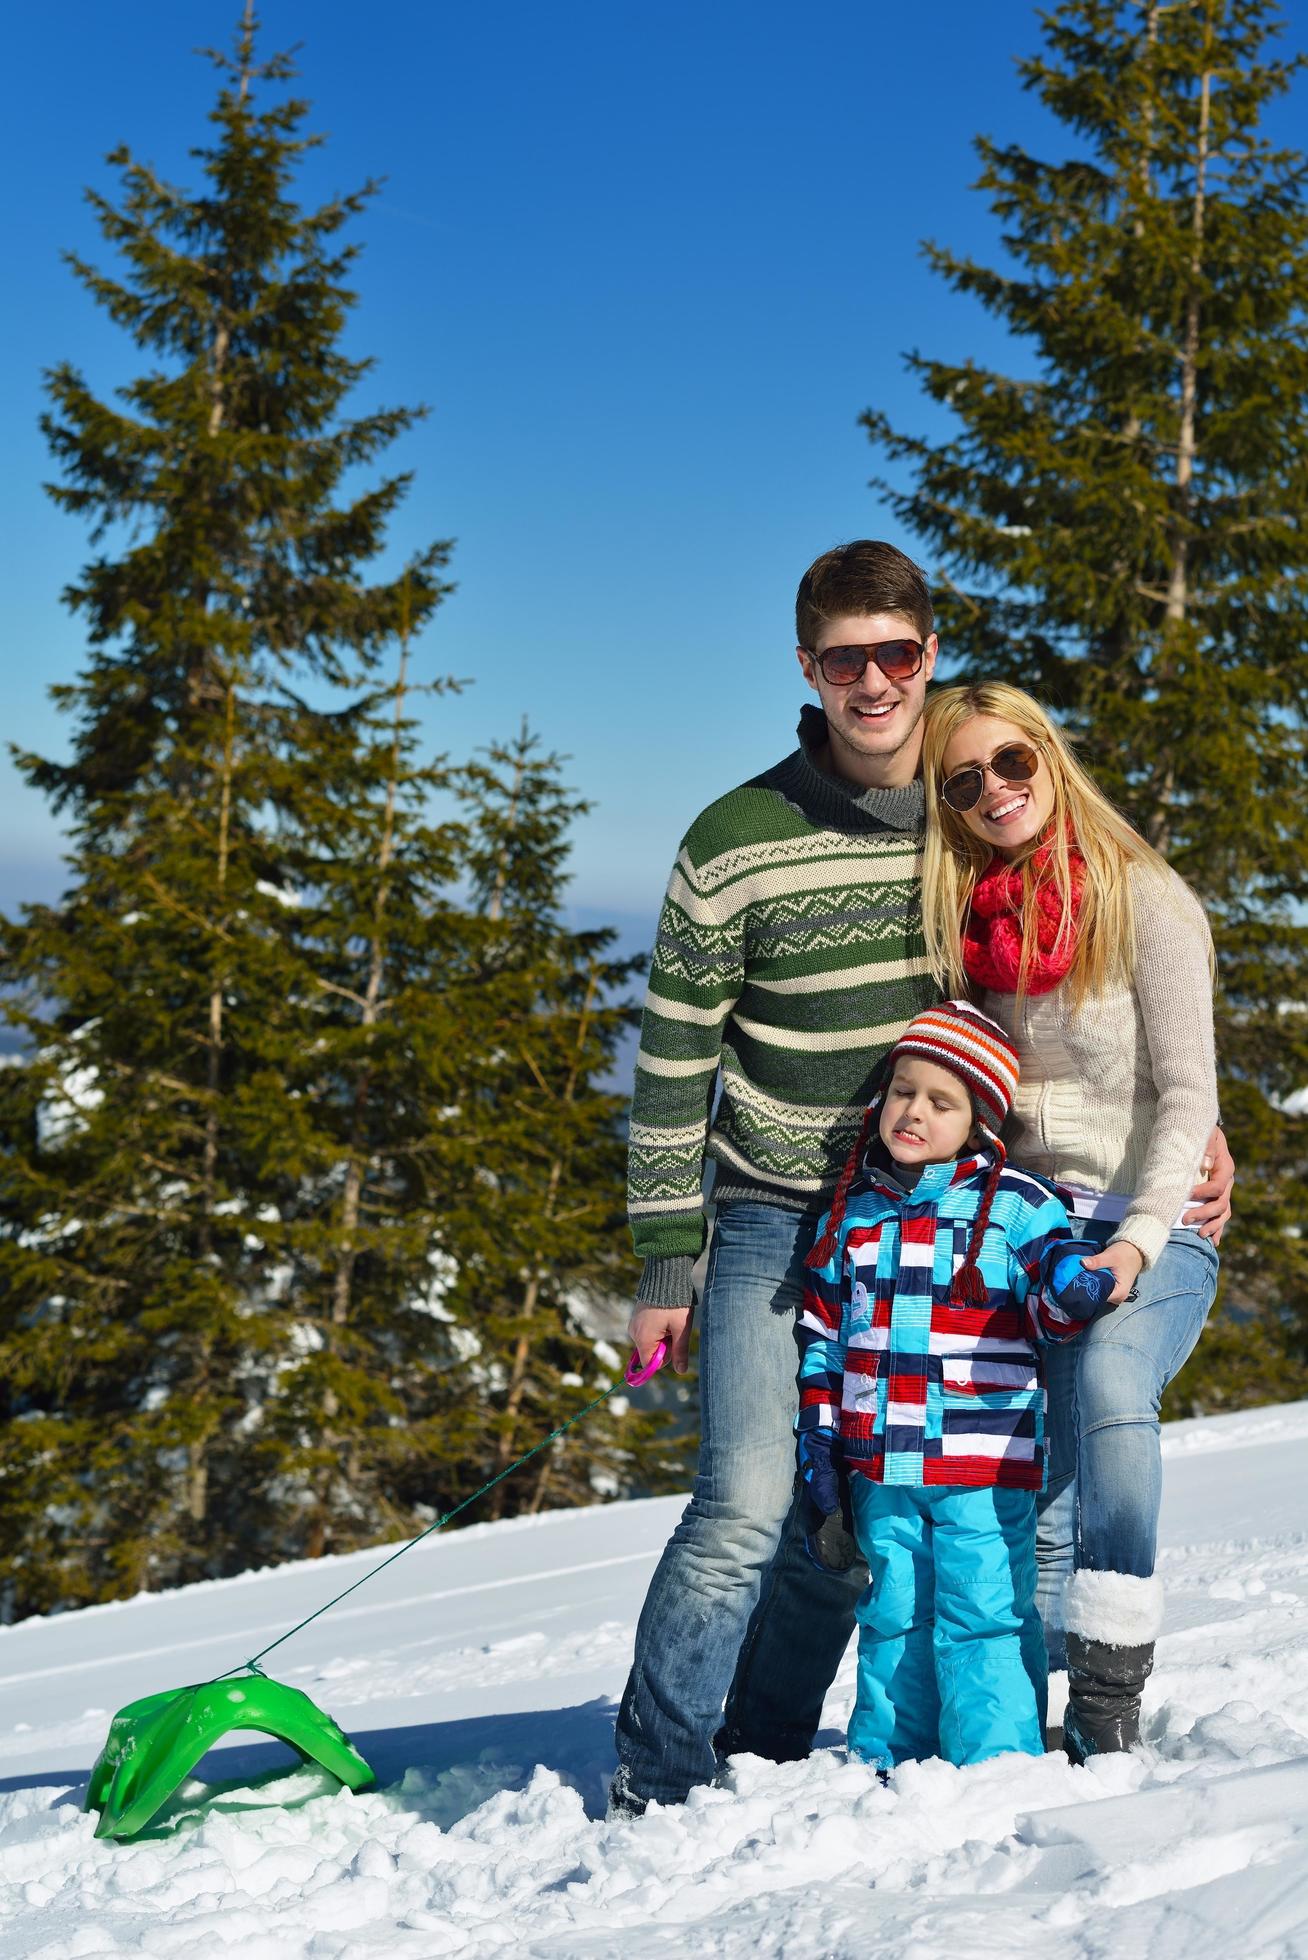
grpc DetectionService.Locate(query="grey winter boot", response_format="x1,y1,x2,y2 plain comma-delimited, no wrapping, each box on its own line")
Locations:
1062,1569,1164,1764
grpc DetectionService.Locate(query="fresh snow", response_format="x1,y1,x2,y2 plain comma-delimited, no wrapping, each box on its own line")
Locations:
1,1403,1307,1956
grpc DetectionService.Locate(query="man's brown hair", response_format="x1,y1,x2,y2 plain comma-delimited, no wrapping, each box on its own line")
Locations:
796,540,934,649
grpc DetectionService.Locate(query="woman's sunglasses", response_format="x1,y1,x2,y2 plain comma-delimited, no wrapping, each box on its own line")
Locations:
808,639,925,686
940,741,1041,813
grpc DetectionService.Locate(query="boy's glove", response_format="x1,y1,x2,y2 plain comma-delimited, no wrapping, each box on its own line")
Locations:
796,1431,859,1575
797,1429,841,1517
1048,1251,1128,1316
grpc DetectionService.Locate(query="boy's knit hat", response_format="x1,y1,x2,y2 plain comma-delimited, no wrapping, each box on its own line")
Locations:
886,1000,1019,1137
805,1000,1020,1305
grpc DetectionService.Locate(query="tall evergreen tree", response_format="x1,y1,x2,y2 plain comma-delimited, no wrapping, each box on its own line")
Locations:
865,0,1308,1406
0,8,452,1614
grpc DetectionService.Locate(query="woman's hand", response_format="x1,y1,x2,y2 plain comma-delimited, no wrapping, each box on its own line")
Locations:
1182,1124,1234,1246
627,1303,695,1376
1079,1238,1145,1306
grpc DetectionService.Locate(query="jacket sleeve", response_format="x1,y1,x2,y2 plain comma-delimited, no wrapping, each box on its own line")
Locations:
1116,866,1219,1268
795,1215,846,1438
627,827,746,1307
1006,1192,1092,1346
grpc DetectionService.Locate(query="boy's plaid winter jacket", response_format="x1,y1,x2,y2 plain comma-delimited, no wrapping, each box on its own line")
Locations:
797,1150,1089,1493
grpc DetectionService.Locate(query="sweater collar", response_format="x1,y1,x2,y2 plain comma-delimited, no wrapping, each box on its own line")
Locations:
768,704,926,838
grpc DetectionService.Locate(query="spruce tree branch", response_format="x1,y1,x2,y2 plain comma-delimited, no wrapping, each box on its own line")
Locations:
140,871,237,946
313,977,371,1010
519,1047,551,1097
138,1154,201,1185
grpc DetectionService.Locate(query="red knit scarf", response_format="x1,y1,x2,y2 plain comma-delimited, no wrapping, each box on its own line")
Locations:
962,837,1085,996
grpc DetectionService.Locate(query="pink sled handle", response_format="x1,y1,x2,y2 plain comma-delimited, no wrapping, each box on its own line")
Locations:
624,1340,668,1387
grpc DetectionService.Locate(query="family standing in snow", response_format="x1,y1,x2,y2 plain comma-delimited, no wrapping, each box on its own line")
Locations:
613,540,1229,1815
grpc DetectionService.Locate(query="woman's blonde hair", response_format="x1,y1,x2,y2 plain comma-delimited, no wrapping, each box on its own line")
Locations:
921,681,1204,1009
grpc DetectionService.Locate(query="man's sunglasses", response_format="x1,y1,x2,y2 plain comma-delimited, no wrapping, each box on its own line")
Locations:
807,639,926,686
941,741,1041,813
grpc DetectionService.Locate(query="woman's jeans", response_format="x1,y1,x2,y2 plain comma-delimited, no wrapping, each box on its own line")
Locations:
613,1202,867,1809
1037,1221,1219,1666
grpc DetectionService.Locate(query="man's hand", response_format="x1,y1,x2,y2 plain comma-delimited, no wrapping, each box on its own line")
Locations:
627,1303,694,1376
1182,1124,1234,1245
1080,1238,1145,1306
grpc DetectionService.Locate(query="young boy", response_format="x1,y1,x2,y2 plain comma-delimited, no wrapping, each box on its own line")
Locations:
796,1001,1114,1769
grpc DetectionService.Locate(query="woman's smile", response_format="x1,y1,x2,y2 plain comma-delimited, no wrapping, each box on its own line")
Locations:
980,789,1031,827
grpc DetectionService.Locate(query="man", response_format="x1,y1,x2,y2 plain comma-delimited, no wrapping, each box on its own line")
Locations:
612,541,1231,1816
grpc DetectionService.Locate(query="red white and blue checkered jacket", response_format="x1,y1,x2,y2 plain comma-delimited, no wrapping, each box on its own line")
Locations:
797,1150,1089,1492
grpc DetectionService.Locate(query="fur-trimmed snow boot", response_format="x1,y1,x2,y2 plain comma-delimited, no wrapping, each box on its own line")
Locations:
1062,1569,1164,1763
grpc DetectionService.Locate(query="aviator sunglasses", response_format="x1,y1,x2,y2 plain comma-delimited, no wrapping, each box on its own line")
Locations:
806,639,926,686
940,741,1041,813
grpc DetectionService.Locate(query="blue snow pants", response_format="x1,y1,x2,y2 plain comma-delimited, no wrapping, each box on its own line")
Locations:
847,1479,1046,1769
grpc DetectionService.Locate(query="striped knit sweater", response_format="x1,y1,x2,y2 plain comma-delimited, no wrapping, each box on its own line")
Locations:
629,706,937,1307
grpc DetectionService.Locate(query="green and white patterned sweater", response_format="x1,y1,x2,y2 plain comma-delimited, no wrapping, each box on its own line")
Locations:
630,705,936,1307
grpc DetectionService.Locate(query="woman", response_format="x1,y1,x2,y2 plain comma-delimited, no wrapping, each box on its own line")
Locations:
919,681,1219,1763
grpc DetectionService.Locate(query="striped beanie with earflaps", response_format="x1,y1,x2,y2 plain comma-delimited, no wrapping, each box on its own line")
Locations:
806,1000,1021,1305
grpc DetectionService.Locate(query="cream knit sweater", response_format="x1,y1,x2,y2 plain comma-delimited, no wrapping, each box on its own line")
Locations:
983,864,1218,1268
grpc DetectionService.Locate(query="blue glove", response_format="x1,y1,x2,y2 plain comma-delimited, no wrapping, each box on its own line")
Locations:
1048,1251,1121,1316
796,1429,841,1518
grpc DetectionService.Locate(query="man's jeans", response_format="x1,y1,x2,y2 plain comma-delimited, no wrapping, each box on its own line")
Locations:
613,1201,867,1809
1038,1221,1219,1666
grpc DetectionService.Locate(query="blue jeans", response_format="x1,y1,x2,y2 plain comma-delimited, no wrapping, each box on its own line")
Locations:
1037,1222,1219,1665
613,1202,867,1807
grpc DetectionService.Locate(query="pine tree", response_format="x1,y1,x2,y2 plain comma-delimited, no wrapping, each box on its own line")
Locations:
864,0,1308,1407
443,726,690,1521
0,7,451,1614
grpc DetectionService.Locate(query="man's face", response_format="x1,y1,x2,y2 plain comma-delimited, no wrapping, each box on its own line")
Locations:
796,612,938,786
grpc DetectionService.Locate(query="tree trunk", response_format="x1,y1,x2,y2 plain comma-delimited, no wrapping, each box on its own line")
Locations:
313,589,412,1546
186,122,243,1522
1101,5,1158,689
526,1446,555,1516
1164,66,1210,628
485,968,599,1520
1148,23,1212,854
485,735,526,925
189,676,237,1526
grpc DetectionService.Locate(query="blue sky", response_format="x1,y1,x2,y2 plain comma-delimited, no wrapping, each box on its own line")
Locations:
4,1,1305,946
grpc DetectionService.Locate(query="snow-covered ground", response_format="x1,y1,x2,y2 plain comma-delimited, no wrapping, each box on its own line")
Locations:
2,1403,1308,1957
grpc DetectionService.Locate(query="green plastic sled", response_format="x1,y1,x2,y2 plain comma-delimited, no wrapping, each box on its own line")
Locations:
85,1673,375,1841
